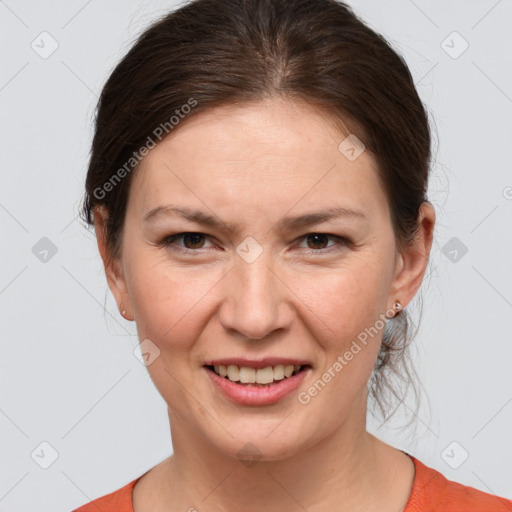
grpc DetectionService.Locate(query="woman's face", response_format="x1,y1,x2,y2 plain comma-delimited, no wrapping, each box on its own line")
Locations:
98,97,431,461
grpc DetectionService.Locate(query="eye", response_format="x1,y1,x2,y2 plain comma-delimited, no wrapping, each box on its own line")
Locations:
160,232,216,254
296,233,350,254
158,231,350,256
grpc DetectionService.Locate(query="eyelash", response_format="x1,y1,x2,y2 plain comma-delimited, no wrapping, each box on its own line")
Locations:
158,232,351,256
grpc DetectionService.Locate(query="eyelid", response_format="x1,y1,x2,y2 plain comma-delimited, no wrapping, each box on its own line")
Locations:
159,232,350,255
295,233,348,250
160,232,217,252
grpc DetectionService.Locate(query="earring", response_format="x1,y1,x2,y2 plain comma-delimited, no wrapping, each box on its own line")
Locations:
386,301,402,319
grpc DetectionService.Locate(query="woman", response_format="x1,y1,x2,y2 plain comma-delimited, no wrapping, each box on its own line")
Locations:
73,0,512,510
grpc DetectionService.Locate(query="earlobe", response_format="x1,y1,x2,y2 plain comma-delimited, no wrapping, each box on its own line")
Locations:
93,206,134,320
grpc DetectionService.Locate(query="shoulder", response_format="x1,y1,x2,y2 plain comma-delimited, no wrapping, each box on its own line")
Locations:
72,475,142,512
405,455,512,512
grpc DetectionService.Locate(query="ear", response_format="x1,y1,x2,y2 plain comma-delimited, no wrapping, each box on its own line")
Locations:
93,206,133,320
388,202,436,310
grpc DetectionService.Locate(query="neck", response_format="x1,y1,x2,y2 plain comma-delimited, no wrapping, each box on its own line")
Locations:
158,396,400,512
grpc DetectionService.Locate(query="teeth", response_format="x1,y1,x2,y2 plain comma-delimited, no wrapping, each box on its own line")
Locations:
273,365,285,380
212,363,304,384
227,365,239,381
239,367,256,383
255,367,274,384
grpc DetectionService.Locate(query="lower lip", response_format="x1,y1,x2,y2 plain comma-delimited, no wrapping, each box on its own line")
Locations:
204,366,311,406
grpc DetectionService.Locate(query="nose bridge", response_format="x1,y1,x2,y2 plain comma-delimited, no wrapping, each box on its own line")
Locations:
221,243,288,340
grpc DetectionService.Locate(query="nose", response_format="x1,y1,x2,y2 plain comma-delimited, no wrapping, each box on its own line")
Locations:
218,251,294,341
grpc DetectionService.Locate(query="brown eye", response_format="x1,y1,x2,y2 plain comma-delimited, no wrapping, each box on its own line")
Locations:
305,233,330,250
297,233,350,255
161,232,215,254
181,233,206,249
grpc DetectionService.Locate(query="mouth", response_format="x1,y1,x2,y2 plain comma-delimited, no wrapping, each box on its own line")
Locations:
203,363,312,387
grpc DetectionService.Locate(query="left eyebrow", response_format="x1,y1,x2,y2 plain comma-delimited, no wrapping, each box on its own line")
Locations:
143,204,368,233
275,207,368,232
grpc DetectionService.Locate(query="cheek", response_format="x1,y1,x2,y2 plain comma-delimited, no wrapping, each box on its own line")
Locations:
296,273,385,422
298,258,388,339
296,261,388,392
127,256,222,348
125,259,221,408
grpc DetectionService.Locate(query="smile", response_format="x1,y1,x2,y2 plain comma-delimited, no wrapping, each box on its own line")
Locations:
203,363,312,405
206,364,308,386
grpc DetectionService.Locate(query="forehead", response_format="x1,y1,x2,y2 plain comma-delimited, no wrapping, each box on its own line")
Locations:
128,97,388,222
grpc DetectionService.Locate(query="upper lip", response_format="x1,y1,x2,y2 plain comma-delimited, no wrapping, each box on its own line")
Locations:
203,358,312,369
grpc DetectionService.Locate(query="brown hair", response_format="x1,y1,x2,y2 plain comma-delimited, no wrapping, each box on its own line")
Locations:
80,0,434,425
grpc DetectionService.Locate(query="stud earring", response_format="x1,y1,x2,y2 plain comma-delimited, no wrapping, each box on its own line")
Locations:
386,301,402,319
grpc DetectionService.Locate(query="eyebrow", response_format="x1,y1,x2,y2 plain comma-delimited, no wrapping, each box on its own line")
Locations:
143,204,368,233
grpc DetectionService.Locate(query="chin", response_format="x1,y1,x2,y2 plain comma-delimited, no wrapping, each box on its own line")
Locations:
206,424,306,464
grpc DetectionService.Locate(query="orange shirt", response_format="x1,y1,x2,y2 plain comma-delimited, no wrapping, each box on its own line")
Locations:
73,454,512,511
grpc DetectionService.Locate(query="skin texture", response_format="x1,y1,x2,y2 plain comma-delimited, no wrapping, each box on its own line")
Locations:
94,96,435,512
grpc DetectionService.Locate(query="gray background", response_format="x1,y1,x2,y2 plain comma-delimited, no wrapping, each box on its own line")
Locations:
1,0,511,510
